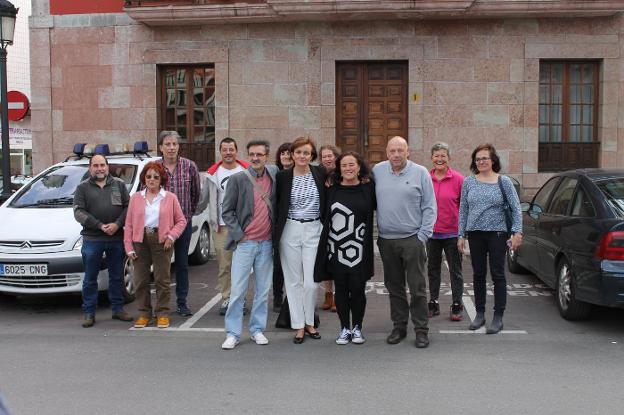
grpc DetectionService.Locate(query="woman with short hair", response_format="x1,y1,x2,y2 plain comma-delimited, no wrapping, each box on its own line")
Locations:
427,142,465,321
275,136,327,344
318,144,341,312
272,142,293,312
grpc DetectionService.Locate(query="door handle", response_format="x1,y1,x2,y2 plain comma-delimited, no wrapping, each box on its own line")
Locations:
364,123,368,147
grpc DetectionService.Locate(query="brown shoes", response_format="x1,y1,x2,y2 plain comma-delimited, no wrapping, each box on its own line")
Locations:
134,316,150,328
82,314,95,328
112,310,133,322
321,291,333,310
157,316,170,328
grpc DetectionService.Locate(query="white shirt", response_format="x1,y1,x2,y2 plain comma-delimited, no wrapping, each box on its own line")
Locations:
216,164,244,226
141,188,166,229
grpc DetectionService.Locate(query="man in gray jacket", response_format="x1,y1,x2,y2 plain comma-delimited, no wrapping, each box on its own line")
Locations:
220,139,277,349
373,136,437,348
73,154,133,328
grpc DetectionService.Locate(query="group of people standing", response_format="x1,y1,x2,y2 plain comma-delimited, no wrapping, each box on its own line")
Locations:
215,134,522,350
73,130,522,349
74,131,200,329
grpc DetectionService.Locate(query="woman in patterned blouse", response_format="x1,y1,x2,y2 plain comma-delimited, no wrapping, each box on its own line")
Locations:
458,143,523,334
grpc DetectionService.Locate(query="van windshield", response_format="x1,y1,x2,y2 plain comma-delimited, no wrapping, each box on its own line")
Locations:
9,164,136,208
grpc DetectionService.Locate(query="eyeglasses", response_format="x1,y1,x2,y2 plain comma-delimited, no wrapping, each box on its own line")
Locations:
248,152,267,158
475,157,491,163
145,175,160,180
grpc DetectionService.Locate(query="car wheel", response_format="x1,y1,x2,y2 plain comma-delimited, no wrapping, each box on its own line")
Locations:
123,256,136,304
506,247,527,274
556,258,591,320
190,224,211,265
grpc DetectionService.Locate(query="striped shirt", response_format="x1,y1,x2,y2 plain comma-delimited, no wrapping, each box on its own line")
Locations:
159,157,200,223
288,172,320,220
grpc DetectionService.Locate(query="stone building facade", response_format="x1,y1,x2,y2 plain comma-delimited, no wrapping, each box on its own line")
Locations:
30,0,624,195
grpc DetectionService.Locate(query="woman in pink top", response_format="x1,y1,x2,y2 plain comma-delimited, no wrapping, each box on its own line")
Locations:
124,161,187,329
427,142,465,321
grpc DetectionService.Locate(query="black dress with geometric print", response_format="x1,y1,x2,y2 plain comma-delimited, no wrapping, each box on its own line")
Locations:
326,183,368,276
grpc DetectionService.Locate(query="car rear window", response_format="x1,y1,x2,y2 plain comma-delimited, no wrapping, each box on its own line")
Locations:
596,178,624,218
9,164,137,208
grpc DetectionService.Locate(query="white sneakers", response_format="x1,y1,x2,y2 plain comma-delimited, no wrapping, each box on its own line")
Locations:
336,328,351,345
336,326,366,345
251,332,269,345
221,335,239,350
222,332,269,349
351,325,365,344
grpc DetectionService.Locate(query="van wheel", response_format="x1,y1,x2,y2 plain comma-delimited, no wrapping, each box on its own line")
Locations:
190,224,211,265
123,256,136,303
556,258,591,320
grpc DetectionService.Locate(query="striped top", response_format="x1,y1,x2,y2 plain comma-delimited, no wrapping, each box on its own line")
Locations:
288,172,320,220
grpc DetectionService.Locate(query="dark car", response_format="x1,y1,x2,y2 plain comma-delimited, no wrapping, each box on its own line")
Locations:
507,169,624,320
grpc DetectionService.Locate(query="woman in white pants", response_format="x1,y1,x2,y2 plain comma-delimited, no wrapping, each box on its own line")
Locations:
274,136,327,344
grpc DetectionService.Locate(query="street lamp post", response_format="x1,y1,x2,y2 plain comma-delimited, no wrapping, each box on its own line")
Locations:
0,0,17,202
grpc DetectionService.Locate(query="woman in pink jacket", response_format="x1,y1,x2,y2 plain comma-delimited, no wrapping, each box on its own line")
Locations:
124,161,187,329
427,142,465,321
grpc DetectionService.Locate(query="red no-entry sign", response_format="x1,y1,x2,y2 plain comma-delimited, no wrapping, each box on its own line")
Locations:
7,91,30,121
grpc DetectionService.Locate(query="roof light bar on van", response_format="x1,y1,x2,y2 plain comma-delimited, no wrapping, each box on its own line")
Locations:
94,144,110,156
134,141,149,154
73,143,86,156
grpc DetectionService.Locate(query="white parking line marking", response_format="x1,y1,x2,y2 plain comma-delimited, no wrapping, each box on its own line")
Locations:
130,327,224,332
179,293,222,329
439,329,528,334
462,294,477,321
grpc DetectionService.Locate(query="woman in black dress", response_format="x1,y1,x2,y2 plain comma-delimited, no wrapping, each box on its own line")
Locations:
272,142,293,312
314,151,376,345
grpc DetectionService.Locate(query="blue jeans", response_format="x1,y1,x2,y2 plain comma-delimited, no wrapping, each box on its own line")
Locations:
174,222,192,306
224,240,273,340
81,239,125,315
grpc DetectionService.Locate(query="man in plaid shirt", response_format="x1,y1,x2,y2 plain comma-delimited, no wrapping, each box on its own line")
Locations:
158,131,201,316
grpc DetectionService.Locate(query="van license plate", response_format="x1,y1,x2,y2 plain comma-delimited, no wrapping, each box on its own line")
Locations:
0,264,48,276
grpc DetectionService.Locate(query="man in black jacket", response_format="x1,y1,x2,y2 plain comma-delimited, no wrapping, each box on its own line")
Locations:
73,154,133,328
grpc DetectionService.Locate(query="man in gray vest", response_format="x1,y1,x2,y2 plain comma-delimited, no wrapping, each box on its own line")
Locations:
372,136,437,348
73,154,133,328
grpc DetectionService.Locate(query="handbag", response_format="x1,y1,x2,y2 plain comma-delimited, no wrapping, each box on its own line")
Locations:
498,176,513,234
275,296,320,329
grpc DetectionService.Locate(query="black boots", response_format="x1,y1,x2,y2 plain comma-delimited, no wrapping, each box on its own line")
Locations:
469,312,486,330
486,314,504,334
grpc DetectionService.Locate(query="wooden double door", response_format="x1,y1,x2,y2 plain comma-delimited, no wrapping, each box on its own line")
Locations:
336,62,408,164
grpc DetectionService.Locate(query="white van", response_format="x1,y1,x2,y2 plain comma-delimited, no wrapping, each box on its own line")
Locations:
0,143,211,301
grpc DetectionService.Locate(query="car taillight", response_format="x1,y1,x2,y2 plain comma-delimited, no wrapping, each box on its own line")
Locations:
595,231,624,260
